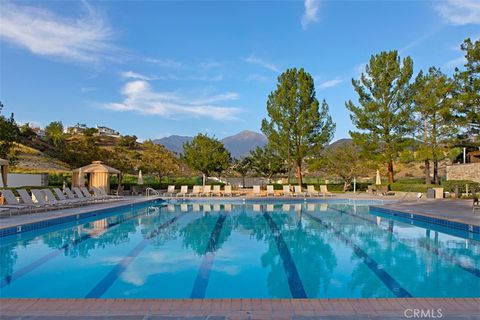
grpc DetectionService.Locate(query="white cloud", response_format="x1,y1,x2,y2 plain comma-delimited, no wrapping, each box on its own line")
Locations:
243,55,280,73
145,57,183,68
301,0,321,30
436,0,480,25
98,80,241,120
317,78,343,89
200,61,222,69
121,71,162,81
0,2,114,62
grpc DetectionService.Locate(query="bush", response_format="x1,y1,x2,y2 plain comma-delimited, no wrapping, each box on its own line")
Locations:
441,180,480,193
389,183,435,193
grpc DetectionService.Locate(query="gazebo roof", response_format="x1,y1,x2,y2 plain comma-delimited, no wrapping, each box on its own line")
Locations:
73,161,120,174
0,159,8,166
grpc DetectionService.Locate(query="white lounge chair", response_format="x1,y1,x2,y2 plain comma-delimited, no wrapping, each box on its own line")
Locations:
42,188,78,207
320,185,334,197
294,185,305,197
0,189,33,214
164,185,176,197
266,185,275,197
306,185,319,197
201,185,212,197
189,185,201,197
212,185,221,197
31,189,67,208
16,189,50,211
282,185,292,197
253,185,262,197
223,185,232,197
177,186,189,197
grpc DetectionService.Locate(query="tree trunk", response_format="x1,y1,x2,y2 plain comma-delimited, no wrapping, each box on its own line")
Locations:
296,161,302,186
242,175,246,188
343,180,350,192
433,155,439,185
387,160,395,183
202,173,206,186
424,159,431,184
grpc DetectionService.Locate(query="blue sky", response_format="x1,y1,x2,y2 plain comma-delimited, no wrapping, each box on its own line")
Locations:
1,0,479,142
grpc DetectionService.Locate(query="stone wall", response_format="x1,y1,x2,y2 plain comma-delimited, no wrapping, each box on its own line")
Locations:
446,163,480,183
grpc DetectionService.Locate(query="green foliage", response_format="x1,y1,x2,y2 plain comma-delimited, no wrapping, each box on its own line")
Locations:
248,145,286,182
399,149,415,164
182,134,231,181
44,121,65,147
118,135,138,148
454,38,480,140
0,102,20,164
388,183,435,193
442,180,480,193
310,141,366,191
261,68,335,185
413,67,457,183
141,140,179,180
346,51,415,183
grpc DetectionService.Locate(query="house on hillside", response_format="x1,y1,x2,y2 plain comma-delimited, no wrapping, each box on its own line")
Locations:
96,125,120,137
65,123,88,134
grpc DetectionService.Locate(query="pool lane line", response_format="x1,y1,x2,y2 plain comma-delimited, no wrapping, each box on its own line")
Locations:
263,211,307,299
85,212,187,299
303,211,412,298
0,206,163,289
330,206,480,279
190,214,227,299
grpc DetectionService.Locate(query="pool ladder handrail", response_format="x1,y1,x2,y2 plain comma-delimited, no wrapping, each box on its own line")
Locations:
146,187,160,198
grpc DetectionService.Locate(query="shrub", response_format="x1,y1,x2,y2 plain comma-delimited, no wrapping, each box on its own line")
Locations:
441,180,480,193
389,183,435,193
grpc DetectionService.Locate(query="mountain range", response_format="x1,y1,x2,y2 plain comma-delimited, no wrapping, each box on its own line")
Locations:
153,130,268,158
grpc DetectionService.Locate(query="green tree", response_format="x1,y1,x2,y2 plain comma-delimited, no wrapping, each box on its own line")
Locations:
232,157,252,187
141,140,179,182
261,68,335,186
346,51,415,183
413,67,457,184
118,135,138,148
44,121,65,146
311,141,366,191
182,134,231,185
0,102,19,164
454,38,480,145
104,146,136,187
248,146,286,183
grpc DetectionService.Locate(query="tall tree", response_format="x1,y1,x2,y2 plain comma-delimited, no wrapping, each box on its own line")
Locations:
141,140,179,183
44,121,65,147
261,68,335,186
413,67,457,184
454,38,480,145
232,157,252,188
0,102,19,164
248,145,286,183
346,51,415,183
182,134,231,185
310,141,366,192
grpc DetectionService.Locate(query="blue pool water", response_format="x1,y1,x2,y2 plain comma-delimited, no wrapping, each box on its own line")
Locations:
0,200,479,299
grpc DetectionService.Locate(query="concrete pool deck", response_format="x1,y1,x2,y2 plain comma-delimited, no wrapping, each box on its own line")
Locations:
1,298,479,319
372,199,480,228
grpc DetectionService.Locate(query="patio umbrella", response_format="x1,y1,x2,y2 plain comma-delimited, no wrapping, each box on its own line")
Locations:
375,170,381,185
137,170,144,185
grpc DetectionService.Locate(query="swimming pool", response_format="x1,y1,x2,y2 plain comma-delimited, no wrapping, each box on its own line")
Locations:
1,200,479,299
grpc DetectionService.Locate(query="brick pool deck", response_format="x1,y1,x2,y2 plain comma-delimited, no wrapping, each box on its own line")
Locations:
1,298,479,319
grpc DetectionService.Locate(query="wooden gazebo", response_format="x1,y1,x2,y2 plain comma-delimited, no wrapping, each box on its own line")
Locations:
72,161,120,193
0,158,8,188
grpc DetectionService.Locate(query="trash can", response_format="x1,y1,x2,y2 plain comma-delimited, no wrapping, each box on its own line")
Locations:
433,187,444,199
427,189,436,199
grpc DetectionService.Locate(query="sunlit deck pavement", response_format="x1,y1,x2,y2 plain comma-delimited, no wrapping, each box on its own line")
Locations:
0,298,479,319
374,199,480,227
0,196,155,231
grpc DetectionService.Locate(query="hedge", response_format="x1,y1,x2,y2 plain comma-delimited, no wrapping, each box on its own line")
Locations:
441,180,480,193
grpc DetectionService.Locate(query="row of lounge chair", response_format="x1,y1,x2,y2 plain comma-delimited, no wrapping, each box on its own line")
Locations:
163,184,333,197
0,186,122,216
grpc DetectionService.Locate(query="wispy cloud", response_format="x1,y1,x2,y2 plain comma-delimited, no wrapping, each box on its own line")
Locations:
121,71,162,81
0,1,114,62
145,57,183,68
246,74,272,83
317,78,343,89
243,55,280,73
200,61,222,69
436,0,480,25
443,56,467,70
301,0,320,30
98,80,241,120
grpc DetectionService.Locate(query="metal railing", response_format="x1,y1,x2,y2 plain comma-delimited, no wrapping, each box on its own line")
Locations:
146,187,160,198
